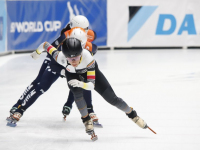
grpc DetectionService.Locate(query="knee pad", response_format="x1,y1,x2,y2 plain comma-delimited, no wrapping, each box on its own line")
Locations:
70,88,83,99
70,88,88,117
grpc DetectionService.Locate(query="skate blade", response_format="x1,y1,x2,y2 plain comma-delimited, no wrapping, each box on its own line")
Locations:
93,122,103,128
91,134,98,141
6,121,17,127
6,117,12,122
147,126,157,134
91,132,98,141
63,116,66,122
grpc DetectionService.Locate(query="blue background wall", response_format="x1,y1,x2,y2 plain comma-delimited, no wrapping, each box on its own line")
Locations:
0,0,6,52
6,0,107,51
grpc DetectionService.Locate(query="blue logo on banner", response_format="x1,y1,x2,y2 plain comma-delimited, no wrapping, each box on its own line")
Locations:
0,17,2,40
128,6,157,41
156,14,196,35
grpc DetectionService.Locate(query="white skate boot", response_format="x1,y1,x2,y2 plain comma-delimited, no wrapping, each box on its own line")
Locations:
7,112,22,127
127,109,147,129
89,113,98,122
89,113,103,128
132,116,157,134
127,109,156,134
6,107,18,122
132,116,148,129
84,119,94,134
84,118,98,141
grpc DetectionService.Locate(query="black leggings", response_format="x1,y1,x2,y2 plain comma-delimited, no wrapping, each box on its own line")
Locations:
66,62,131,117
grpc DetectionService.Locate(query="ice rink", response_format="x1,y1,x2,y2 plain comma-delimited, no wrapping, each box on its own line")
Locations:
0,49,200,150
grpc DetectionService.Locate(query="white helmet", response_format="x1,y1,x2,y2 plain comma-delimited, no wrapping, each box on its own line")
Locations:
70,15,89,32
68,27,87,47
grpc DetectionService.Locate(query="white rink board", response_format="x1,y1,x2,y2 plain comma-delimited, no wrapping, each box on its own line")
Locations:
0,50,200,150
107,0,200,47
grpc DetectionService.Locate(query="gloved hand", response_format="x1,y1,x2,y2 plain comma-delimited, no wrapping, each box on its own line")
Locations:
30,42,46,60
30,51,40,60
68,79,84,88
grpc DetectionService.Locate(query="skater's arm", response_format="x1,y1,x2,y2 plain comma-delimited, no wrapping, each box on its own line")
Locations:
43,42,67,67
31,30,68,60
51,33,67,48
84,42,98,56
32,42,67,67
68,59,96,90
87,29,96,42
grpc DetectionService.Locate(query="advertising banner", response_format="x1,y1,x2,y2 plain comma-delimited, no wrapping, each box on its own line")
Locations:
107,0,200,47
7,0,107,51
0,0,6,52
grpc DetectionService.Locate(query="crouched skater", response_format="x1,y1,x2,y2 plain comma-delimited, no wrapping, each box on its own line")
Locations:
31,36,156,141
6,15,101,127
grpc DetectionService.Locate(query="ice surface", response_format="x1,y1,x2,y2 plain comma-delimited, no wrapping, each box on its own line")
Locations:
0,50,200,150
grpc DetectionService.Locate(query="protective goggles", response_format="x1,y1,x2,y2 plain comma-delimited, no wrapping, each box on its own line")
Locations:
67,55,81,61
84,27,89,32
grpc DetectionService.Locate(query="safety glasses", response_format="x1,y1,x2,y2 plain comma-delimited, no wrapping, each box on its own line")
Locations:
84,27,89,33
67,55,81,61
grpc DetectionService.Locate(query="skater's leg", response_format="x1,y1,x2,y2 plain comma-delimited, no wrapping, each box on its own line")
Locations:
83,90,94,114
94,63,132,113
94,62,147,129
8,69,59,125
64,90,74,109
6,58,51,122
11,58,51,109
70,86,93,133
19,69,59,112
83,90,100,125
32,58,51,84
62,90,74,118
65,72,89,118
63,90,94,114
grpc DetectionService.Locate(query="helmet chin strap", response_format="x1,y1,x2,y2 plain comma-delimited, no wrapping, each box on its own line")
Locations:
79,55,82,64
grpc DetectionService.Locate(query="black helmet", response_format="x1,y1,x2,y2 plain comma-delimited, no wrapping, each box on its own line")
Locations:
62,38,83,58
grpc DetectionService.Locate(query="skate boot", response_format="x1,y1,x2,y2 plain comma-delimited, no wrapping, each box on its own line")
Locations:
89,113,103,128
82,115,98,141
127,108,157,134
132,116,148,129
127,109,148,129
6,107,18,122
7,112,22,127
62,106,71,121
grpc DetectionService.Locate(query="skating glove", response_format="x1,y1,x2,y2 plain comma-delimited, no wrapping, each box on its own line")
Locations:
31,42,46,60
68,79,84,88
31,51,40,60
68,79,94,90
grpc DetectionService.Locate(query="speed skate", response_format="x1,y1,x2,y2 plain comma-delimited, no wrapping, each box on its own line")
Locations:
6,120,17,127
63,116,103,128
89,131,98,141
93,121,103,128
6,116,18,127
